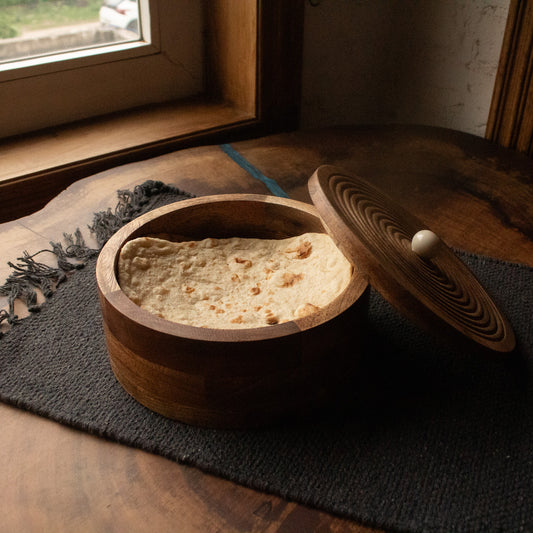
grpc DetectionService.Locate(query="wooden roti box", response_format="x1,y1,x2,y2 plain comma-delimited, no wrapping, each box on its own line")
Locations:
96,191,368,428
96,166,515,428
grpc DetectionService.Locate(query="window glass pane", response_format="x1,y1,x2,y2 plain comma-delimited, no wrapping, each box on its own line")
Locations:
0,0,140,64
0,0,205,139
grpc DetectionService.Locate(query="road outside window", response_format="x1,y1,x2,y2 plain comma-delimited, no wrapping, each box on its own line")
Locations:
0,0,140,64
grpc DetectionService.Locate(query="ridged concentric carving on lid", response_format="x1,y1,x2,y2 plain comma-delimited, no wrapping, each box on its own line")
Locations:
309,165,515,352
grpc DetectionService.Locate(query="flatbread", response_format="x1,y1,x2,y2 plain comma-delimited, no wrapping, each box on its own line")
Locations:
117,233,352,329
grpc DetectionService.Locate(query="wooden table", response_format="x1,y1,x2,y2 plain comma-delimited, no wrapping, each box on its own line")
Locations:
1,125,532,532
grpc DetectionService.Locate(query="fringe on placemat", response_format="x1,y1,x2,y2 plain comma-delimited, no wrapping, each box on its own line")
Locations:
0,180,194,335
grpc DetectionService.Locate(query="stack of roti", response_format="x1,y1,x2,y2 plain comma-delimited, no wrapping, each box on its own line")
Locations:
117,233,352,329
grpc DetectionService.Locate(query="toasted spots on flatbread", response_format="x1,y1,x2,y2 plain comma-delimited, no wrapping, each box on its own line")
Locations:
234,257,252,268
276,272,303,288
285,240,313,259
294,303,320,319
117,233,352,329
264,309,279,325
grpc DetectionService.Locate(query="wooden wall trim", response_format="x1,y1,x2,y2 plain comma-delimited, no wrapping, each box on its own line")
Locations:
257,0,305,133
205,0,257,116
486,0,533,156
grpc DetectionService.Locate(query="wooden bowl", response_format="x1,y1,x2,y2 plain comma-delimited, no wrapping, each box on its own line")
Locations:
96,194,368,428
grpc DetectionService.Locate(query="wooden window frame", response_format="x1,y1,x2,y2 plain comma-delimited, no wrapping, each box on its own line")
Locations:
0,0,304,222
486,0,533,156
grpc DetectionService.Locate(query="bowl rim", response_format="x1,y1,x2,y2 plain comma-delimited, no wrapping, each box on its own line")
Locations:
96,193,368,342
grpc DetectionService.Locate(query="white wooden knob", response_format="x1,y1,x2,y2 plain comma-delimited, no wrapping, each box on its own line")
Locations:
411,229,441,259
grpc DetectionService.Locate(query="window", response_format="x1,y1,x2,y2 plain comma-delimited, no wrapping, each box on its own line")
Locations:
0,0,141,65
0,0,204,138
0,0,305,222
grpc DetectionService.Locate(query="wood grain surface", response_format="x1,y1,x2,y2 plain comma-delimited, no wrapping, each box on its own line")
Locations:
486,0,533,156
1,125,532,532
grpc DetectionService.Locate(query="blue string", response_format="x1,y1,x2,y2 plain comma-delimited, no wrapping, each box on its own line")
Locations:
220,144,289,198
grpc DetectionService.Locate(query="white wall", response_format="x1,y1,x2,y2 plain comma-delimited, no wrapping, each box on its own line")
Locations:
300,0,509,137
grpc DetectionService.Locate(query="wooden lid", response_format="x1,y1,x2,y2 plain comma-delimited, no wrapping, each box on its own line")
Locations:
308,165,516,353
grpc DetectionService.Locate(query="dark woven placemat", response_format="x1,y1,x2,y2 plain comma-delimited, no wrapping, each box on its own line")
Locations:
0,183,531,533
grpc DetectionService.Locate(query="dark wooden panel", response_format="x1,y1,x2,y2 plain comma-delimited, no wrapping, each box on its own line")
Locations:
486,0,533,156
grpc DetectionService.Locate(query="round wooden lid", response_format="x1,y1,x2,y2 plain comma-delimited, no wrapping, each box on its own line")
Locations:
308,165,516,353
